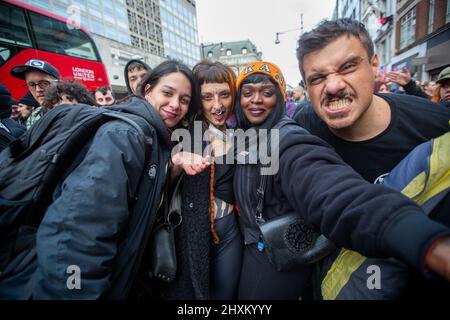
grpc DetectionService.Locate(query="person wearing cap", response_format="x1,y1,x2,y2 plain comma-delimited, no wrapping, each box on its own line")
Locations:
233,60,450,299
432,66,450,108
10,59,61,128
294,18,450,299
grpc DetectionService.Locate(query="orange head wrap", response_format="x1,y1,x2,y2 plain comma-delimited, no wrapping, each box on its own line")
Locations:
236,61,286,100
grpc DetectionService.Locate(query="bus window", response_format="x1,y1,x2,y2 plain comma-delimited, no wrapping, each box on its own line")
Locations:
29,11,99,62
0,2,32,48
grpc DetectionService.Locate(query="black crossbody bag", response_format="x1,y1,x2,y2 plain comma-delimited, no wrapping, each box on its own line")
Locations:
255,123,336,272
148,173,184,283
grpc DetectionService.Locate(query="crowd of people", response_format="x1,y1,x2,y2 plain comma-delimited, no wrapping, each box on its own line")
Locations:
0,18,449,300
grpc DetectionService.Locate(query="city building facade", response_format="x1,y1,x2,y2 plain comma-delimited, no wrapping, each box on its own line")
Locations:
159,0,201,67
392,0,450,80
126,0,165,57
92,34,164,94
201,40,262,75
361,0,396,70
334,0,362,20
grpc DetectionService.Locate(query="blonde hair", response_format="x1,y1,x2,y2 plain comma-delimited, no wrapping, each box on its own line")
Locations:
431,84,442,103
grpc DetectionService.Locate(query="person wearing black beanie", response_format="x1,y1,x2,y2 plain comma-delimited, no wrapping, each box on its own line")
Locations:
0,83,17,118
18,92,40,109
15,92,39,126
0,83,26,151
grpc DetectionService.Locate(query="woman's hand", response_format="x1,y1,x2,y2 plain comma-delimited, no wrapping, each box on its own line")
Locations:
172,151,210,176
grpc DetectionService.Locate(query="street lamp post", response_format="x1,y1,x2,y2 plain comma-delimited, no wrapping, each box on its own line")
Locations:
274,28,301,44
274,14,304,44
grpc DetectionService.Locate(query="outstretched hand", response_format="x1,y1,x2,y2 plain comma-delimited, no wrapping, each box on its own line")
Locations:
172,151,210,176
425,237,450,281
385,67,412,86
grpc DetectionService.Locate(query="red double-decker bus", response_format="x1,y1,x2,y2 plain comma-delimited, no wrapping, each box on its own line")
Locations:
0,0,110,100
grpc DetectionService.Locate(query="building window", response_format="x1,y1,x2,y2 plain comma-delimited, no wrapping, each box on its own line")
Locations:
428,0,434,34
91,18,105,36
104,23,117,40
400,8,416,49
447,0,450,23
30,0,49,10
387,33,392,63
381,40,386,65
72,0,86,11
343,0,348,17
242,47,247,54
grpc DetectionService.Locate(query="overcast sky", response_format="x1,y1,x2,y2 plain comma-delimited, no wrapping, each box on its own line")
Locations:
195,0,336,87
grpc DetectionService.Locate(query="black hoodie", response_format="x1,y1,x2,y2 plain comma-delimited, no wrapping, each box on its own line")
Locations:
124,59,152,95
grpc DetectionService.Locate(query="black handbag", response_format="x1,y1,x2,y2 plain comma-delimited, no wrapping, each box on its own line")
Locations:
148,174,184,283
258,212,336,271
255,124,336,272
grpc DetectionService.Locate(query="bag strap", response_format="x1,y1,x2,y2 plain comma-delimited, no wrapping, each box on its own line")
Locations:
255,119,295,224
12,107,69,158
24,108,146,228
103,111,146,137
0,120,11,134
0,123,15,149
162,172,185,226
255,151,269,225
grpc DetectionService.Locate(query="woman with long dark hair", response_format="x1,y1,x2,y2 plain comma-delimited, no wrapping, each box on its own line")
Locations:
128,59,210,299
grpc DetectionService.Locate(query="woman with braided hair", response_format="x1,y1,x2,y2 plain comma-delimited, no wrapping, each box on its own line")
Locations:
163,60,243,300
